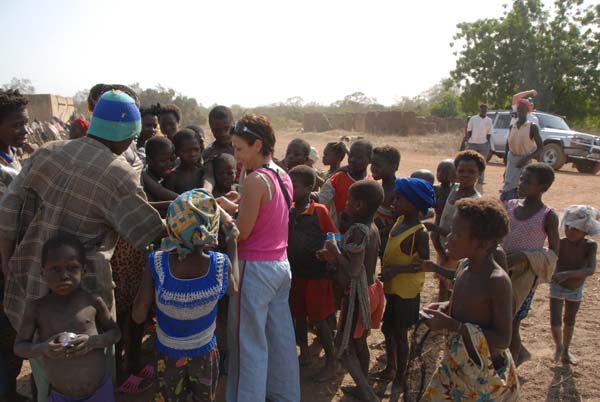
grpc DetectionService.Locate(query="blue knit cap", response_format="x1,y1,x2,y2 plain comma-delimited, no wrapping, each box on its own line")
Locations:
394,178,436,214
88,90,141,141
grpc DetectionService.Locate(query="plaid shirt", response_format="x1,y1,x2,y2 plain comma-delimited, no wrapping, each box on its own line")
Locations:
0,137,164,329
0,147,21,199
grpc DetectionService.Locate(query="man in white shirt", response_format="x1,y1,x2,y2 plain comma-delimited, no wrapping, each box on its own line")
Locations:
466,103,493,187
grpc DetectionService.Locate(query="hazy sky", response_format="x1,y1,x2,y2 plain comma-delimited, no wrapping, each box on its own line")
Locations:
1,0,509,107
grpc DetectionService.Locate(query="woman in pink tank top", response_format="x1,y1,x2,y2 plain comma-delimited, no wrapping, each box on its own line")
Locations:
225,115,300,402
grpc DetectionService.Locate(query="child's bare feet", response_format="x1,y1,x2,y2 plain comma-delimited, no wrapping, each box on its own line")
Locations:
562,350,578,365
553,345,563,363
516,346,531,366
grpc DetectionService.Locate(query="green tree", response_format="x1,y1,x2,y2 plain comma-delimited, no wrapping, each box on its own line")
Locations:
430,91,462,118
451,0,600,122
331,92,384,112
74,83,208,125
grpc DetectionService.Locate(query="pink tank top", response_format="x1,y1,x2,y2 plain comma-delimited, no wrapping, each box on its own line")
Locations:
503,199,550,252
238,166,292,261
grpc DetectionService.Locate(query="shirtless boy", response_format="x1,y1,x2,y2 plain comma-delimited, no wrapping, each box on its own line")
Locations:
164,128,205,193
14,234,121,402
550,205,599,364
422,198,518,401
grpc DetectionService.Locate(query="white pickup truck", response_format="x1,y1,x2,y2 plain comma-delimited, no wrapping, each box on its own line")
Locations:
487,110,600,174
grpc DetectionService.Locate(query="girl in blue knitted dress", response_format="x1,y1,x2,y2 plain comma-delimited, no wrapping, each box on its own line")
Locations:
133,189,238,402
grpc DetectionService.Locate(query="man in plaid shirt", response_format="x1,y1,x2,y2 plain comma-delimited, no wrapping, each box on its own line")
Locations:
0,90,165,400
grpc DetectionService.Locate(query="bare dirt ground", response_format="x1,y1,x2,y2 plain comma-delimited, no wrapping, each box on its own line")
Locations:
16,128,600,401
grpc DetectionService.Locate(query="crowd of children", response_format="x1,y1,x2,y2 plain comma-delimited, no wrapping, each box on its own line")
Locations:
0,87,598,402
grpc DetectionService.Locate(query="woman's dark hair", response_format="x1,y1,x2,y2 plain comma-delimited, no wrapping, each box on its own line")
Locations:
233,114,276,157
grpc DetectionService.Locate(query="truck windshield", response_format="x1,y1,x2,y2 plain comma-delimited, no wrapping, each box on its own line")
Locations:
536,114,570,130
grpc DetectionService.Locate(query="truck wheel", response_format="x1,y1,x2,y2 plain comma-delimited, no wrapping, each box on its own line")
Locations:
574,160,600,174
542,143,566,170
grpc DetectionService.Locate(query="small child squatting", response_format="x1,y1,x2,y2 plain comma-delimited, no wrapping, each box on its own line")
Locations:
14,234,121,402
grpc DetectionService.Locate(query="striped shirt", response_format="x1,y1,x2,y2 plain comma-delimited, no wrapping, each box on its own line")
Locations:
0,137,164,329
150,250,228,357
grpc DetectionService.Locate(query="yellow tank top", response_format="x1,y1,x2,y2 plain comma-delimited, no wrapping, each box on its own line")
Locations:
383,220,425,298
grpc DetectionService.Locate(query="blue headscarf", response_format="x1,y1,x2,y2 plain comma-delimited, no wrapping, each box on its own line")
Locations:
394,178,436,214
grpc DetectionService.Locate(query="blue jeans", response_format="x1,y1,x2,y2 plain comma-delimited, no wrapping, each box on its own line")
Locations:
227,260,300,402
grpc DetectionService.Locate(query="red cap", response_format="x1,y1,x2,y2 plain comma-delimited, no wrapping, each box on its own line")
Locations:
72,115,90,133
518,98,533,111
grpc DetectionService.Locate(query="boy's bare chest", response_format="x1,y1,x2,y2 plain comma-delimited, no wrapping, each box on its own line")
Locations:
558,241,587,270
176,169,203,190
451,275,491,325
38,303,98,339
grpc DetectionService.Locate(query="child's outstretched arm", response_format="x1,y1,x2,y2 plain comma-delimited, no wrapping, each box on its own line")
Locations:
314,177,335,205
142,172,179,201
132,264,155,324
14,301,65,359
380,229,430,281
67,296,121,358
424,222,450,237
422,260,456,280
223,221,240,295
430,231,447,261
325,228,366,279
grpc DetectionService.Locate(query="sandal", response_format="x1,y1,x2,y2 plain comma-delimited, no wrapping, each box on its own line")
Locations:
137,363,155,380
116,374,152,394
